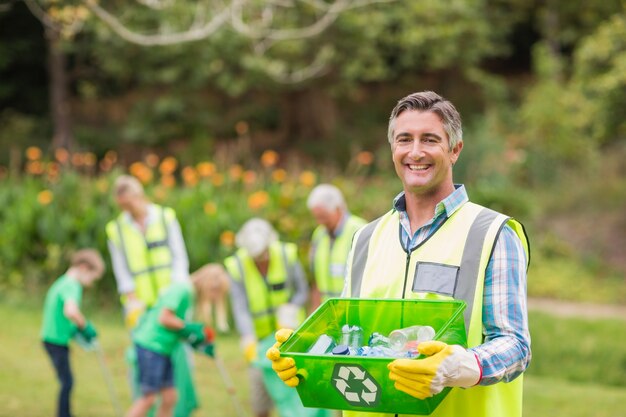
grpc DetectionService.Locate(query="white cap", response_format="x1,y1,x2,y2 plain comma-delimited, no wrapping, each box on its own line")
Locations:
235,218,278,258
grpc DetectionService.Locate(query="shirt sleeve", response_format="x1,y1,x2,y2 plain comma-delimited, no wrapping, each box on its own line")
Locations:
228,273,256,340
167,216,190,284
107,239,136,294
469,224,531,385
61,281,82,305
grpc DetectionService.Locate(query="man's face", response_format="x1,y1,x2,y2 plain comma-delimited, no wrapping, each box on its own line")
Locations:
115,192,145,217
391,110,462,197
311,206,341,233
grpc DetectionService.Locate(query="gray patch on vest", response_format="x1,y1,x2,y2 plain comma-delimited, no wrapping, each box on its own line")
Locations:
412,262,459,296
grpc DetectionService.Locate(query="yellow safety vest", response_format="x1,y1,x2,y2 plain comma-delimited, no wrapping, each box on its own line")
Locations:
224,241,306,340
312,215,367,301
106,205,177,307
343,201,530,417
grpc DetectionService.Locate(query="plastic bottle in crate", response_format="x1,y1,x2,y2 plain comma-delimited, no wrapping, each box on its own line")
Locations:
389,325,436,351
341,324,364,350
307,334,336,355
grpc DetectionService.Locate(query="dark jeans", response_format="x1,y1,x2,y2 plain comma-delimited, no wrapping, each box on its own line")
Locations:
43,341,73,417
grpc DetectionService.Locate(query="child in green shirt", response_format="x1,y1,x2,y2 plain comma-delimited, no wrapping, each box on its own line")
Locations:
41,249,106,417
125,268,216,417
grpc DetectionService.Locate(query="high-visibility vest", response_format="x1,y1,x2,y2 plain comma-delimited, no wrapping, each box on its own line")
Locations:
106,205,177,307
224,241,305,340
343,201,530,417
312,214,367,301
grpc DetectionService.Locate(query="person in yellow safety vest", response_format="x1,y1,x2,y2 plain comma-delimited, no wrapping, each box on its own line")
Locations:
225,218,309,417
306,184,366,309
267,91,531,417
105,175,199,417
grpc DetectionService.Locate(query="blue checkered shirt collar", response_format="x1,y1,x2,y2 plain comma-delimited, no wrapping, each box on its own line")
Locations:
393,184,468,217
393,185,469,249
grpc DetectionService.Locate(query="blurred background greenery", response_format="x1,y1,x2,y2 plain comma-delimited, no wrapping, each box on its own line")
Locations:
0,0,625,415
0,0,624,301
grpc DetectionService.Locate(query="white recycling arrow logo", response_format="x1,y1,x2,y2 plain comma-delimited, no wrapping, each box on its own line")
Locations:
332,364,381,407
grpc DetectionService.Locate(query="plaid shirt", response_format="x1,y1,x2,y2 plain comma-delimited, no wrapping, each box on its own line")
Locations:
394,185,531,385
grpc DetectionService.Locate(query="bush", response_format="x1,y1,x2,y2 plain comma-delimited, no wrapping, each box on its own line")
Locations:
0,147,393,299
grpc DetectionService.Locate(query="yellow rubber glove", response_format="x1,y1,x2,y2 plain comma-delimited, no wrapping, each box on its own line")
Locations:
265,328,299,387
387,341,481,400
244,341,258,363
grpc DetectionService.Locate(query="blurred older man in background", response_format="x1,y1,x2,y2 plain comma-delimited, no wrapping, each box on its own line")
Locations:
307,184,366,308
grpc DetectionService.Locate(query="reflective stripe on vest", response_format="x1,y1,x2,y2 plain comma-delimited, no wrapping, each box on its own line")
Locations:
344,201,529,417
312,215,367,301
105,205,175,307
224,241,304,339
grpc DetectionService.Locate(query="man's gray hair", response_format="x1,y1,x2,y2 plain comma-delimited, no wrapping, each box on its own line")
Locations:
113,175,144,198
387,91,463,149
307,184,346,211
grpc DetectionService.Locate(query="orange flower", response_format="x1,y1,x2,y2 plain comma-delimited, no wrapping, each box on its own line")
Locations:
211,173,224,187
356,151,374,166
260,150,279,168
242,170,257,185
83,152,97,167
26,161,44,175
55,148,69,164
104,150,118,164
235,121,249,136
129,161,144,176
26,146,42,161
145,153,160,168
159,156,178,175
271,169,287,183
203,202,217,216
37,190,54,205
71,152,84,167
46,162,60,181
182,166,198,187
248,190,270,211
161,174,176,188
99,159,113,172
129,162,153,184
299,170,316,187
220,230,235,247
47,162,60,174
196,162,216,177
229,164,243,181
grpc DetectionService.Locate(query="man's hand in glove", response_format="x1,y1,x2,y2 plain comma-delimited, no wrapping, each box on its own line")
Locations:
388,341,481,399
265,328,299,387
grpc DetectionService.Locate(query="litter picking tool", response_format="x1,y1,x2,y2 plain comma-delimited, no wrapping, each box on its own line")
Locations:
93,341,124,417
212,355,248,417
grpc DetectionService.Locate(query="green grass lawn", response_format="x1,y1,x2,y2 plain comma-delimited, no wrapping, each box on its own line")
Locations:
1,298,625,417
0,297,251,417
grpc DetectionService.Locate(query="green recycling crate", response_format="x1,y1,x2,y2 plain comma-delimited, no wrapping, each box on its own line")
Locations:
278,298,467,415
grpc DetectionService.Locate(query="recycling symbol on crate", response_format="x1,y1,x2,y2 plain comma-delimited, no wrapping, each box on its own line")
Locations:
331,364,381,407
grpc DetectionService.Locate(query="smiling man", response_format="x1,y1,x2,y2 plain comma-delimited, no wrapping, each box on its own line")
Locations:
267,91,531,417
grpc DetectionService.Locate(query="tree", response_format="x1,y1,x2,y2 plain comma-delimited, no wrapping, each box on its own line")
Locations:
14,0,394,150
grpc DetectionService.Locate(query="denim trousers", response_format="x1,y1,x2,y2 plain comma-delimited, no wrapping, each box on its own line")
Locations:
44,341,73,417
